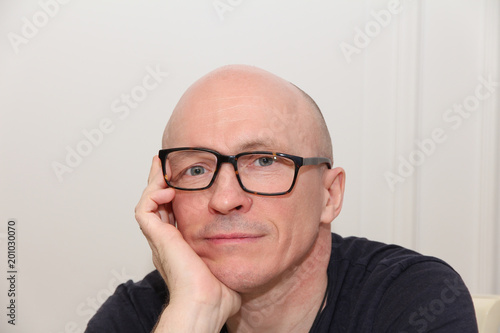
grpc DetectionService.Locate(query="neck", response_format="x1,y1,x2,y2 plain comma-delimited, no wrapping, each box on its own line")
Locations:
226,226,332,333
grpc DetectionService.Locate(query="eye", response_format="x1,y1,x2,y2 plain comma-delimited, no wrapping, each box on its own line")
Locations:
254,156,275,167
185,166,206,176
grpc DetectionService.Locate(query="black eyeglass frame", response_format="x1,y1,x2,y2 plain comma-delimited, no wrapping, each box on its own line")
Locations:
158,147,333,196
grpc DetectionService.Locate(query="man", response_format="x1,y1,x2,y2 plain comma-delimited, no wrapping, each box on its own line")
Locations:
86,65,478,332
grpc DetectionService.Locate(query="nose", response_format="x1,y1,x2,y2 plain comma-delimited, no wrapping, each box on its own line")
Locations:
208,163,252,215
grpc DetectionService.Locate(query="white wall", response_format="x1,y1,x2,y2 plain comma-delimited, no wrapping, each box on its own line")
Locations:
0,1,498,332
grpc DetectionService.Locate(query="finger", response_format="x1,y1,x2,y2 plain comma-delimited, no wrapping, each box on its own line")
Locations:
136,188,175,234
145,155,170,195
138,187,175,216
136,189,175,237
136,156,172,218
144,155,177,226
157,202,175,226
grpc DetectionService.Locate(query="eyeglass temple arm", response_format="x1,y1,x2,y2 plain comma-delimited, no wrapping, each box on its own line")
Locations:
302,157,333,169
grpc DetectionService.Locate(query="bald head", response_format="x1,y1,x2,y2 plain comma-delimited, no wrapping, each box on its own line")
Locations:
163,65,333,161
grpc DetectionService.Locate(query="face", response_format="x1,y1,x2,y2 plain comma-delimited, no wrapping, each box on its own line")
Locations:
165,71,332,293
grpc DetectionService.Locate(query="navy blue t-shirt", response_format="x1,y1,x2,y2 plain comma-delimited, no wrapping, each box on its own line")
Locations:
85,234,478,332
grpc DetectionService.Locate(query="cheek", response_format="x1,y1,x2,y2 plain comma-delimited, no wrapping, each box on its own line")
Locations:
266,191,321,243
171,192,209,232
285,175,325,233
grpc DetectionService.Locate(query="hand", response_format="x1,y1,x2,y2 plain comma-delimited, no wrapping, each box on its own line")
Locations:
135,156,241,332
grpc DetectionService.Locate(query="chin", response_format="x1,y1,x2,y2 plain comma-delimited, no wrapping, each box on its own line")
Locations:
207,261,274,293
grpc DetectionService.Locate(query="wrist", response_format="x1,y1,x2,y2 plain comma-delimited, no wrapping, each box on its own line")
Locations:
153,300,227,333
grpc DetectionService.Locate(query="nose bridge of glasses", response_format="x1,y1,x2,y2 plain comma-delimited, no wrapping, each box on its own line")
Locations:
211,156,244,192
216,154,239,171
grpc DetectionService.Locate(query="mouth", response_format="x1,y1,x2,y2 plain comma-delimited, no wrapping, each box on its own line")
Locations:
205,233,264,245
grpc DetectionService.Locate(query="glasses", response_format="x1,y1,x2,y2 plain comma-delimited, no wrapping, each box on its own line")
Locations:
158,147,332,196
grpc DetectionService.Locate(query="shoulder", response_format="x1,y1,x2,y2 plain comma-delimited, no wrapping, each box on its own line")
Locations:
330,232,438,269
85,270,167,333
324,234,478,332
329,233,458,286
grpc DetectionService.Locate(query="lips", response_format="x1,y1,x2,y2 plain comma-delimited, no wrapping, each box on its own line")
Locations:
205,233,263,244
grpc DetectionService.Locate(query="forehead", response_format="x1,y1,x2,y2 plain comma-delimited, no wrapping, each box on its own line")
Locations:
166,93,302,154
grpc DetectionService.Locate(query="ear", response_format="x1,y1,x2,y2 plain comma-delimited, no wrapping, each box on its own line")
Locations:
320,167,346,224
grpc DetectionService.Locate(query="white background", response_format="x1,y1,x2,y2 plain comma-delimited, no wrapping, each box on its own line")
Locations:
0,0,499,332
